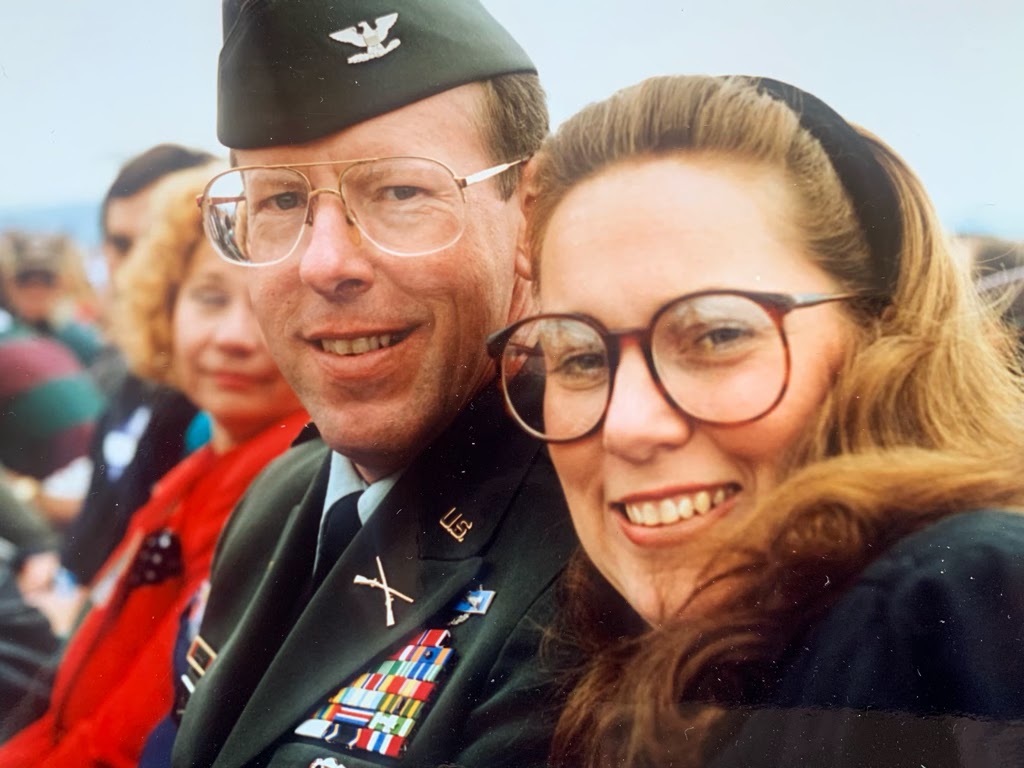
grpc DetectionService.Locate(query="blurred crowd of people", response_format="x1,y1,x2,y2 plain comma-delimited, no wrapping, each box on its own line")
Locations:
1,148,1021,765
0,3,1022,767
0,144,219,724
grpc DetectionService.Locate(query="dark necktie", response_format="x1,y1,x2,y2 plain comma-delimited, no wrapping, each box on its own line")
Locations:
313,490,363,586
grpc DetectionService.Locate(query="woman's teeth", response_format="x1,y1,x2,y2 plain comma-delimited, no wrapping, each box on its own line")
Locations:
622,486,735,527
321,334,395,356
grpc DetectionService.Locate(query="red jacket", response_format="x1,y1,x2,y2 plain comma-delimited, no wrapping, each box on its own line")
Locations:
0,411,308,768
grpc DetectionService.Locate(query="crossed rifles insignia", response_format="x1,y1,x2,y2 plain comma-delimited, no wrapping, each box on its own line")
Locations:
354,556,414,627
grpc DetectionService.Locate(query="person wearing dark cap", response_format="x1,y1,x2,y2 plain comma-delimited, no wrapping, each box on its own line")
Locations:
171,2,574,767
0,231,104,368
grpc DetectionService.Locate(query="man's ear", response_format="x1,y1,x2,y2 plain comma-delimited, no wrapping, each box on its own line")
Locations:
513,156,541,282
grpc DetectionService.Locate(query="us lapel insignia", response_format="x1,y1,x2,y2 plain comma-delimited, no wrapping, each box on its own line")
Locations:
294,629,456,758
329,13,401,64
439,507,473,542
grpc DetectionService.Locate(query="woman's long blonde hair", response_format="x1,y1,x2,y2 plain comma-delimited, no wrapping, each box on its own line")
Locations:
532,75,1024,767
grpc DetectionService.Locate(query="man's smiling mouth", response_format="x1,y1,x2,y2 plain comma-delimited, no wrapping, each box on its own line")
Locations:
319,329,412,356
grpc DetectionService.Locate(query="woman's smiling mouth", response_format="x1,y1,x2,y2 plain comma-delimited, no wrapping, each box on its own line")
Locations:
616,483,740,527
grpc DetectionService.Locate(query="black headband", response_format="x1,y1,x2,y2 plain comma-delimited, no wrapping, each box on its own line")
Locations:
742,77,902,297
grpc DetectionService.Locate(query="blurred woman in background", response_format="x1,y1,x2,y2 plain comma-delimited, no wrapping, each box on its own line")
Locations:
0,163,306,766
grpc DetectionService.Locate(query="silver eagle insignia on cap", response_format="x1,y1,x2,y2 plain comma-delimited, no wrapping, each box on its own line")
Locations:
329,13,401,64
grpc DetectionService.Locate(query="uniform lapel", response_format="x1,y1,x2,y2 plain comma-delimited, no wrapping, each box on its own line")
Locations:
215,381,544,766
179,441,331,768
219,538,482,765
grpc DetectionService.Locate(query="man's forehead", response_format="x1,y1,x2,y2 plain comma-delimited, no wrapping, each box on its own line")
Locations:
218,0,534,151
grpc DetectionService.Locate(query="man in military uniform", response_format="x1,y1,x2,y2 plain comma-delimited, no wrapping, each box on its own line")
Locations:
172,2,575,766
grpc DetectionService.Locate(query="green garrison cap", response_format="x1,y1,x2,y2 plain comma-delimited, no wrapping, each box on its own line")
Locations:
218,0,536,149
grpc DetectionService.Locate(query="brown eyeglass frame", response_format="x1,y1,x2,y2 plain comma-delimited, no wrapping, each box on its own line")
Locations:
486,289,863,443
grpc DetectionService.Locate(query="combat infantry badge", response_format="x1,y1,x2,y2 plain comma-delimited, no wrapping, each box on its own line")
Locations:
329,13,401,64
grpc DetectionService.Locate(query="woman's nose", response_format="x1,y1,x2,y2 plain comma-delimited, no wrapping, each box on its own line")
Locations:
601,342,693,463
213,299,263,353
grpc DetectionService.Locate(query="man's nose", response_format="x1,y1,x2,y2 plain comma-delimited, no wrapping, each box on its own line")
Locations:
296,191,375,299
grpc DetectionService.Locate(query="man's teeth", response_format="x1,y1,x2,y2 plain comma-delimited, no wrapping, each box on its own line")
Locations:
623,486,733,527
321,334,394,356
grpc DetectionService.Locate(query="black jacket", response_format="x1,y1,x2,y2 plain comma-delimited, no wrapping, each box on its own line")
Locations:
61,374,197,583
711,510,1024,768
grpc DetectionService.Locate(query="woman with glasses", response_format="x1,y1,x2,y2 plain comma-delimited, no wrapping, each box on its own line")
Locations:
488,75,1024,767
0,164,306,767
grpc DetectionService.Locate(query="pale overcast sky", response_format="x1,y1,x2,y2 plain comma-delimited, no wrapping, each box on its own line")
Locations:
0,1,1021,236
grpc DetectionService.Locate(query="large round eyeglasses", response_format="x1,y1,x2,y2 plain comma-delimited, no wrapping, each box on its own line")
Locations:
198,156,526,266
486,290,860,443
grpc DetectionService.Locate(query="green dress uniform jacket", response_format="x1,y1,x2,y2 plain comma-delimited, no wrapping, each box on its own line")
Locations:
173,382,577,768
